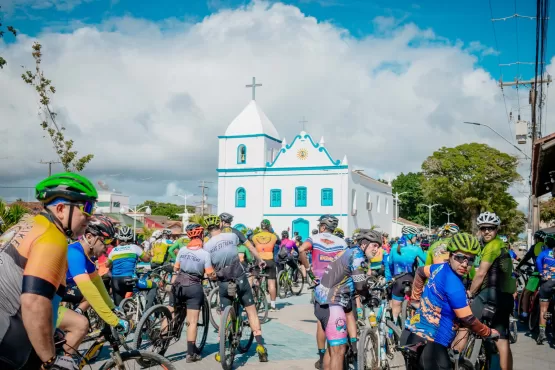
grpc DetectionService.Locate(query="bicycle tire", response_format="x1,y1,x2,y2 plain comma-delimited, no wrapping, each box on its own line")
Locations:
219,305,237,370
253,285,269,323
400,300,410,330
197,296,210,352
98,349,176,370
509,315,518,344
290,269,305,296
119,297,137,321
277,270,288,299
238,311,254,354
208,286,221,331
358,327,379,370
132,304,173,355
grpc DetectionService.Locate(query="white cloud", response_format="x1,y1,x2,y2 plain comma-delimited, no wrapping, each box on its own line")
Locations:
0,0,94,13
0,1,553,207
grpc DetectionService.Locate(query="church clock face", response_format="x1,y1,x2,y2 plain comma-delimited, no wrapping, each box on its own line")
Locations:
297,148,308,160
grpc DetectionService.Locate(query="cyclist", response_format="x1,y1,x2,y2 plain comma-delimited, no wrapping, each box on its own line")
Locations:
298,215,349,369
314,229,382,370
387,225,427,325
150,229,173,269
168,235,188,261
252,219,280,311
467,211,514,370
425,223,460,265
333,228,344,239
534,233,555,344
203,215,268,362
173,223,215,362
220,212,257,250
108,226,154,308
516,230,546,319
60,216,129,355
277,231,298,273
0,172,97,370
404,233,499,370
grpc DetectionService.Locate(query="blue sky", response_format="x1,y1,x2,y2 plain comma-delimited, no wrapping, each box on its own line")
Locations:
2,0,552,81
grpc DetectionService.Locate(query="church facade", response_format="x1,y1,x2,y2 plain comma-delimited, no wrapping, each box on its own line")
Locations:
217,99,393,240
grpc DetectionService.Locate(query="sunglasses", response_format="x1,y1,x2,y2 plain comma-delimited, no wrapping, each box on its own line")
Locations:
70,201,95,216
479,226,497,232
100,237,113,246
452,253,476,265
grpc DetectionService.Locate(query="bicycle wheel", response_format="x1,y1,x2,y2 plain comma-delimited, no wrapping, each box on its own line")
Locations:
290,268,305,296
99,349,176,370
253,286,269,323
400,299,411,330
208,286,221,331
277,270,288,299
219,305,237,370
238,310,254,354
132,304,173,355
358,327,379,370
196,296,209,352
509,315,518,344
119,297,137,321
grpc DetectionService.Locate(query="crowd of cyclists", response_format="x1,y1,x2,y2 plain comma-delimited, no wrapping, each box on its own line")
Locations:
1,171,554,370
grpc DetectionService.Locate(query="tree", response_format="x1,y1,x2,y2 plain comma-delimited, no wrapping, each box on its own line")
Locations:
421,143,522,234
0,7,17,70
540,197,555,226
391,172,430,226
138,200,194,221
21,42,93,172
0,199,28,233
188,214,206,227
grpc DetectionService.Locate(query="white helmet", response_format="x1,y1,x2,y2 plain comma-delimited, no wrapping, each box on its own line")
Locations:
162,228,172,236
402,225,419,235
152,230,163,239
476,212,501,227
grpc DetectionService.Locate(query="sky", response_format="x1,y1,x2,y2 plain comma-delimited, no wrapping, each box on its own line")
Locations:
0,0,553,213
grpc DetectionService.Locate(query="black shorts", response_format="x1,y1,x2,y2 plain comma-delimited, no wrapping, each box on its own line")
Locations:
405,331,451,370
219,275,255,310
0,315,41,370
471,287,513,340
263,259,277,280
539,280,555,301
174,284,204,310
62,285,84,305
392,274,413,301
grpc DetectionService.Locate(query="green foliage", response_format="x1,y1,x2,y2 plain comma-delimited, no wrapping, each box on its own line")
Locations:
0,8,17,70
188,214,207,227
21,42,93,172
137,200,194,221
0,199,28,233
139,224,155,240
421,143,522,234
540,198,555,224
391,172,430,225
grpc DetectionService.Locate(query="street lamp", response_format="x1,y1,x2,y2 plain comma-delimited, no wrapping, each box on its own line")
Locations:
387,191,408,237
419,203,440,235
120,205,152,242
463,122,531,160
442,210,455,224
174,194,191,233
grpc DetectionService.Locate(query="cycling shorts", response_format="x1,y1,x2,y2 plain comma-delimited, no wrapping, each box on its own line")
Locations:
263,259,277,280
0,315,41,370
62,285,84,305
404,331,451,370
56,306,69,328
392,274,413,301
539,280,555,302
526,275,540,292
174,284,205,310
219,274,255,310
471,287,513,340
314,302,348,347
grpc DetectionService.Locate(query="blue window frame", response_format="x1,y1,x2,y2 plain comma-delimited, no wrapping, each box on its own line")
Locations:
235,187,246,207
237,145,246,164
270,189,282,207
321,188,333,206
295,186,307,207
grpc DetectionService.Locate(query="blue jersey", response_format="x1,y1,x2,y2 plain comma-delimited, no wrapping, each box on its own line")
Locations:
66,241,97,286
409,263,468,347
537,249,555,280
386,241,427,281
108,244,145,277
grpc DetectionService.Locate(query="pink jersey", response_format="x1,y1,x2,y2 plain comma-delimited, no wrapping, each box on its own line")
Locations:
280,238,296,250
307,232,347,279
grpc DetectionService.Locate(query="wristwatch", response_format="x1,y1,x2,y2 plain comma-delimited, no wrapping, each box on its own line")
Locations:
42,355,56,370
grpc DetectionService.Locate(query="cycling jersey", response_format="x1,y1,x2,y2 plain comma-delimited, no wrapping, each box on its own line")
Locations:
97,246,113,277
534,241,546,259
150,239,172,264
409,263,468,347
66,241,118,326
425,238,451,265
537,249,555,280
386,240,426,281
305,232,347,279
108,244,146,277
203,232,244,281
478,236,515,294
175,240,214,284
252,231,278,260
370,247,384,270
222,226,249,244
0,214,68,342
314,247,366,307
168,238,187,260
237,244,253,263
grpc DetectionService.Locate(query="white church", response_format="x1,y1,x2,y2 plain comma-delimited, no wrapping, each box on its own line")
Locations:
217,81,393,240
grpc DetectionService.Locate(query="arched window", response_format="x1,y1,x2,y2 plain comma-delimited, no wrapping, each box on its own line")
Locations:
237,145,247,164
235,187,246,208
295,186,307,207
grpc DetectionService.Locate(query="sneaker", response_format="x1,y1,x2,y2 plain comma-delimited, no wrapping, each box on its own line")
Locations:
314,359,322,369
270,306,277,312
256,344,269,362
186,354,202,363
537,330,546,345
214,352,221,362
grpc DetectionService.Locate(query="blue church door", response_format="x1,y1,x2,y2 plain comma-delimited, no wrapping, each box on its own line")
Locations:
292,218,309,241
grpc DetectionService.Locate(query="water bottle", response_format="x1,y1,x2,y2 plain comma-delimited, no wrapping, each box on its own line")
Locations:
368,311,378,327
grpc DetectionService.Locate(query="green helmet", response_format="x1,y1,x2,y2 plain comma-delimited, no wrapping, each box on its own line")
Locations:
446,232,481,255
260,219,271,230
35,172,98,204
204,214,221,228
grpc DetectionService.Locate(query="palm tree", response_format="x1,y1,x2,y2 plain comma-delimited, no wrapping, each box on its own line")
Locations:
188,214,207,227
0,199,29,233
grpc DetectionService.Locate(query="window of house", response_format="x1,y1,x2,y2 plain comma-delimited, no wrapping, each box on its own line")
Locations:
321,188,333,206
385,198,389,214
237,145,247,164
235,187,246,207
376,195,381,213
270,189,282,207
295,187,307,207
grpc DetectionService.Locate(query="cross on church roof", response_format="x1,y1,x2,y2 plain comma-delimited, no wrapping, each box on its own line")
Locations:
245,77,262,100
299,116,308,131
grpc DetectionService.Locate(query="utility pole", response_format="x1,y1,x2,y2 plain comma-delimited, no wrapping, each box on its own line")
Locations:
419,204,440,235
198,181,213,216
387,191,408,237
39,160,61,176
442,211,455,224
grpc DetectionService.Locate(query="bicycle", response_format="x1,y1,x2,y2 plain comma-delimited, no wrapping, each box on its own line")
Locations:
219,280,255,370
58,320,175,369
132,288,210,357
208,285,222,331
277,260,304,298
250,266,270,324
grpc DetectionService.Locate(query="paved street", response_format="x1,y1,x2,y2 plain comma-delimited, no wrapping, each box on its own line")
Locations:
86,285,555,369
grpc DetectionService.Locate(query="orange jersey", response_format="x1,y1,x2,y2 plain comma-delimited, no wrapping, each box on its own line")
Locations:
252,231,277,260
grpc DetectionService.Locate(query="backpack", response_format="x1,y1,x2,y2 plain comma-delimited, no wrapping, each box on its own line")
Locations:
278,244,289,259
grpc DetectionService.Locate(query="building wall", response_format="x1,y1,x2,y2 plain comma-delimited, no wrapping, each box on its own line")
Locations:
96,192,129,214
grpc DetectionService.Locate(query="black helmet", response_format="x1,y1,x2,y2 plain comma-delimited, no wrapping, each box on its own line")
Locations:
86,216,116,239
295,235,302,242
219,212,234,224
356,229,383,246
282,230,289,238
318,214,338,232
312,229,318,235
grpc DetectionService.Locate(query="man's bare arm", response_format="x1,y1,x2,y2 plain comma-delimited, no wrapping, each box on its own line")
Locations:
21,293,55,362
